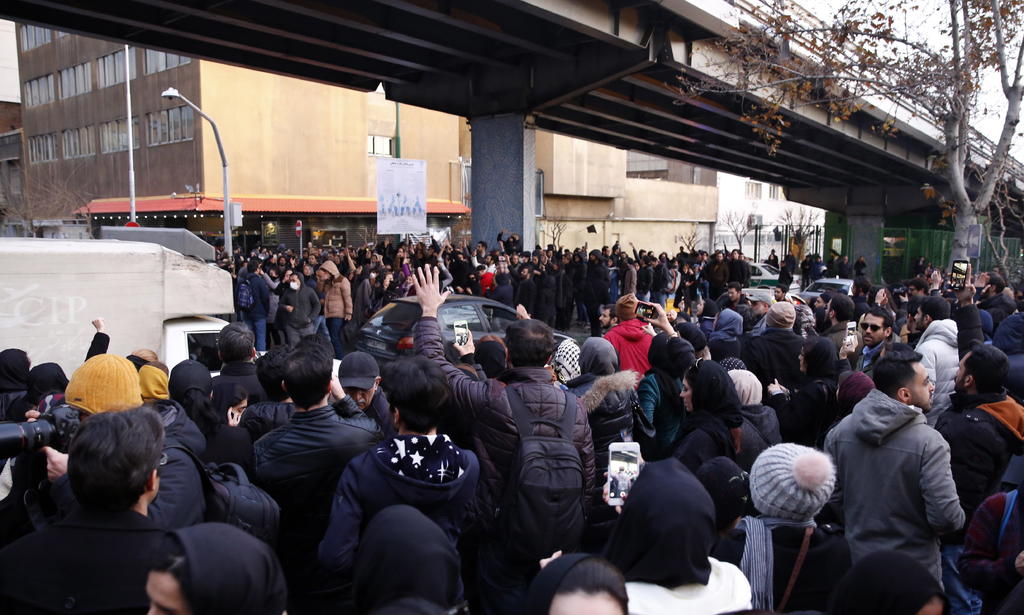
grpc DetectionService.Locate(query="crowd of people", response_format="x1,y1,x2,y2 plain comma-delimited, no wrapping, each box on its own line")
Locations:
2,232,1024,615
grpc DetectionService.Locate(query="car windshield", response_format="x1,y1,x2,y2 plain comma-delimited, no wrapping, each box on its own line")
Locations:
760,264,779,274
187,332,223,372
367,302,422,330
439,303,487,332
808,281,849,293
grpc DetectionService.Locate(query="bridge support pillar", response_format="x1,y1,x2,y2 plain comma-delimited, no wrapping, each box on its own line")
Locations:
470,114,536,250
848,214,884,282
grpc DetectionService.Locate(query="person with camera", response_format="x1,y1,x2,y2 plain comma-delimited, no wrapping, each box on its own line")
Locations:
0,407,166,614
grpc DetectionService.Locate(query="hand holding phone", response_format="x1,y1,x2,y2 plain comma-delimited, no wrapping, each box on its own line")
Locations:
635,301,657,320
453,320,470,346
950,259,969,291
606,442,642,506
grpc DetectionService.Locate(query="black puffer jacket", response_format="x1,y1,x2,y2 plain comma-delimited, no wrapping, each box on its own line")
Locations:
936,390,1024,545
414,317,595,535
253,397,380,611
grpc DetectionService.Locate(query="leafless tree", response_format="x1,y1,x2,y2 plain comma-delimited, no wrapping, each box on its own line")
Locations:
678,225,701,253
721,209,752,249
681,0,1024,263
543,217,568,248
4,160,91,236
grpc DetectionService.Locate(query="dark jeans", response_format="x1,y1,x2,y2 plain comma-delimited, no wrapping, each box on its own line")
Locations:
326,317,347,360
243,314,267,352
478,540,536,615
586,301,603,338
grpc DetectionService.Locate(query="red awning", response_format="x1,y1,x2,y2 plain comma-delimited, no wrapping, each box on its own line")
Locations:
78,195,468,215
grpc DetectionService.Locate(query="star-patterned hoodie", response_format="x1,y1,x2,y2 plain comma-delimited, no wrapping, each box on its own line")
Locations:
317,433,480,576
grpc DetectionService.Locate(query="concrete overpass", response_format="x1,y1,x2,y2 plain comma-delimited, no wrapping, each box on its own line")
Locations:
2,0,1011,256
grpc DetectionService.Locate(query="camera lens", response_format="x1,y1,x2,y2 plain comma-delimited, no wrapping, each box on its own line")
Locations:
0,420,54,459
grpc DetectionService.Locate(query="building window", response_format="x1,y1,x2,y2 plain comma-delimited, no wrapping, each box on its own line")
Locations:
97,49,137,88
20,26,51,51
59,62,92,99
144,50,191,74
23,75,55,107
744,181,762,200
100,118,141,153
28,134,57,163
147,106,194,146
62,126,95,159
768,184,783,200
367,135,393,156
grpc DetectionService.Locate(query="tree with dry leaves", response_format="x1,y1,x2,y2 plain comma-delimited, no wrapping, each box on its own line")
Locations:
683,0,1024,263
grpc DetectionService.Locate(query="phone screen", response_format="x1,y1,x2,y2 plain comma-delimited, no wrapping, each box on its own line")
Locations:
950,260,969,290
635,302,656,320
453,320,469,346
607,445,640,504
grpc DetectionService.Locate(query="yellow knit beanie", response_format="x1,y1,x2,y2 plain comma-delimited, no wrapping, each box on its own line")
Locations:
139,364,169,402
65,354,143,415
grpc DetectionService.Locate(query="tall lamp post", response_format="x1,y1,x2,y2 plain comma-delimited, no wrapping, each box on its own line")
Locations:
161,87,231,258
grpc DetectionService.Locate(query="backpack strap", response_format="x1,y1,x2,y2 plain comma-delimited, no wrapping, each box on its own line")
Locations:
166,445,215,494
999,489,1018,547
506,386,577,441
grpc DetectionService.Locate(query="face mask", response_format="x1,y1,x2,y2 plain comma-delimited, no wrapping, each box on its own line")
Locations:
289,281,300,290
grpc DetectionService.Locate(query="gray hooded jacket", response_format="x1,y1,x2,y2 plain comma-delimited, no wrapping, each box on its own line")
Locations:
825,388,964,582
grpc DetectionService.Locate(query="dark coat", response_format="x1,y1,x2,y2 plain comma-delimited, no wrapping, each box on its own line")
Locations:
280,272,322,328
212,361,267,406
253,398,380,611
201,425,255,475
980,293,1017,327
515,277,537,315
767,379,839,448
713,524,852,613
936,391,1024,544
317,436,479,575
414,317,595,535
741,327,805,398
240,400,295,441
993,314,1024,400
737,403,782,472
586,254,610,303
0,508,164,614
240,270,271,319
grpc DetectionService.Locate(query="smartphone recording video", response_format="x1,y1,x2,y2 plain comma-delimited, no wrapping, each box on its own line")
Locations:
635,302,657,320
453,320,469,346
607,442,641,506
950,260,969,291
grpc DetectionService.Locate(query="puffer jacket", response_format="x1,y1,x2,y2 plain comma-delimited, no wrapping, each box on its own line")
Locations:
414,317,595,537
825,388,964,581
993,314,1024,400
253,397,381,609
737,403,782,472
936,391,1024,545
604,319,653,375
570,370,637,481
916,318,959,424
318,260,353,320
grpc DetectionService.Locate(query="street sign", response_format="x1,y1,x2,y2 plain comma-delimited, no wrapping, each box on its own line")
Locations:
295,220,302,237
125,221,140,227
230,201,243,228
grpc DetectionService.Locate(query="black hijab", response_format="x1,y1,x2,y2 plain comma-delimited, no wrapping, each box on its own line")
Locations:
803,336,838,380
169,360,213,402
475,340,508,379
690,359,742,422
169,522,287,615
15,363,69,420
526,553,592,615
604,459,717,588
829,550,947,615
645,333,695,416
0,349,30,393
354,505,462,614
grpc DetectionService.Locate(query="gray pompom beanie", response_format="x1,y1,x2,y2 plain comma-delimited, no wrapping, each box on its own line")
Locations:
750,443,836,521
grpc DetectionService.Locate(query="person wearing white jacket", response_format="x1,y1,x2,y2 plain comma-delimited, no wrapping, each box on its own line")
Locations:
915,296,960,425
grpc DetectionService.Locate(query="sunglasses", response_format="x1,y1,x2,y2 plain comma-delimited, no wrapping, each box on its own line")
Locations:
860,323,883,332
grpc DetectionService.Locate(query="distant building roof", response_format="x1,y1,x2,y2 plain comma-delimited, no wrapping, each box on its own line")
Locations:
78,195,468,216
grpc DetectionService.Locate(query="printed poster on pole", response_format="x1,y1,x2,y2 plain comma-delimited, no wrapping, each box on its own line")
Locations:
377,158,427,235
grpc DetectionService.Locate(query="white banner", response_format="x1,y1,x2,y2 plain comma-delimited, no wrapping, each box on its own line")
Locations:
376,158,427,235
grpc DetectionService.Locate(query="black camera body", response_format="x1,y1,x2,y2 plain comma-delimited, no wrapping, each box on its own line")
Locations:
0,405,81,459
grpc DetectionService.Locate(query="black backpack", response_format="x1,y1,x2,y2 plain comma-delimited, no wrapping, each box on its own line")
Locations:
498,386,586,561
170,446,280,546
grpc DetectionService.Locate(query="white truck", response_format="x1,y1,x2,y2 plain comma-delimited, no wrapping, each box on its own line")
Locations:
0,237,234,376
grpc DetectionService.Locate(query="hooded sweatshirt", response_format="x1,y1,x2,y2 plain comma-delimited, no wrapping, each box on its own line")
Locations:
318,260,353,320
0,349,29,421
915,318,959,424
318,433,479,576
604,317,653,375
825,388,965,581
280,271,322,329
708,308,743,361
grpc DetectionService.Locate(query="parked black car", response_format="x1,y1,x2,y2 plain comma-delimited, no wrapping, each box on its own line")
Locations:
356,295,573,364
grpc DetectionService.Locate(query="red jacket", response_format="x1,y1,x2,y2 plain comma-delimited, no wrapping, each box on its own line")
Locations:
604,319,652,376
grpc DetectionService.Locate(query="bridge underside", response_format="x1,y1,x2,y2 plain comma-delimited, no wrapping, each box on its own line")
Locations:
3,0,948,225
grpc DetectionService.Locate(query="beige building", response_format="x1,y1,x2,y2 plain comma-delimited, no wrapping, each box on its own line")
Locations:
17,25,716,251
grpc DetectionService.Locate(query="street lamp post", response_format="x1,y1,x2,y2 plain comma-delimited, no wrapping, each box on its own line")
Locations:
161,87,231,258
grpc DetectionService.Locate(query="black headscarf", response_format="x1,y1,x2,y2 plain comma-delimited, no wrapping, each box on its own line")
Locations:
169,360,213,401
803,336,838,380
0,349,30,393
829,550,947,615
526,553,592,615
690,359,742,424
645,333,695,417
475,340,508,379
354,505,462,614
168,522,287,615
674,322,708,353
15,363,69,420
604,459,717,588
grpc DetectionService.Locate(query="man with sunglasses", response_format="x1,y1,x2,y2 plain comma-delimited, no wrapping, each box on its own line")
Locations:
850,306,894,373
